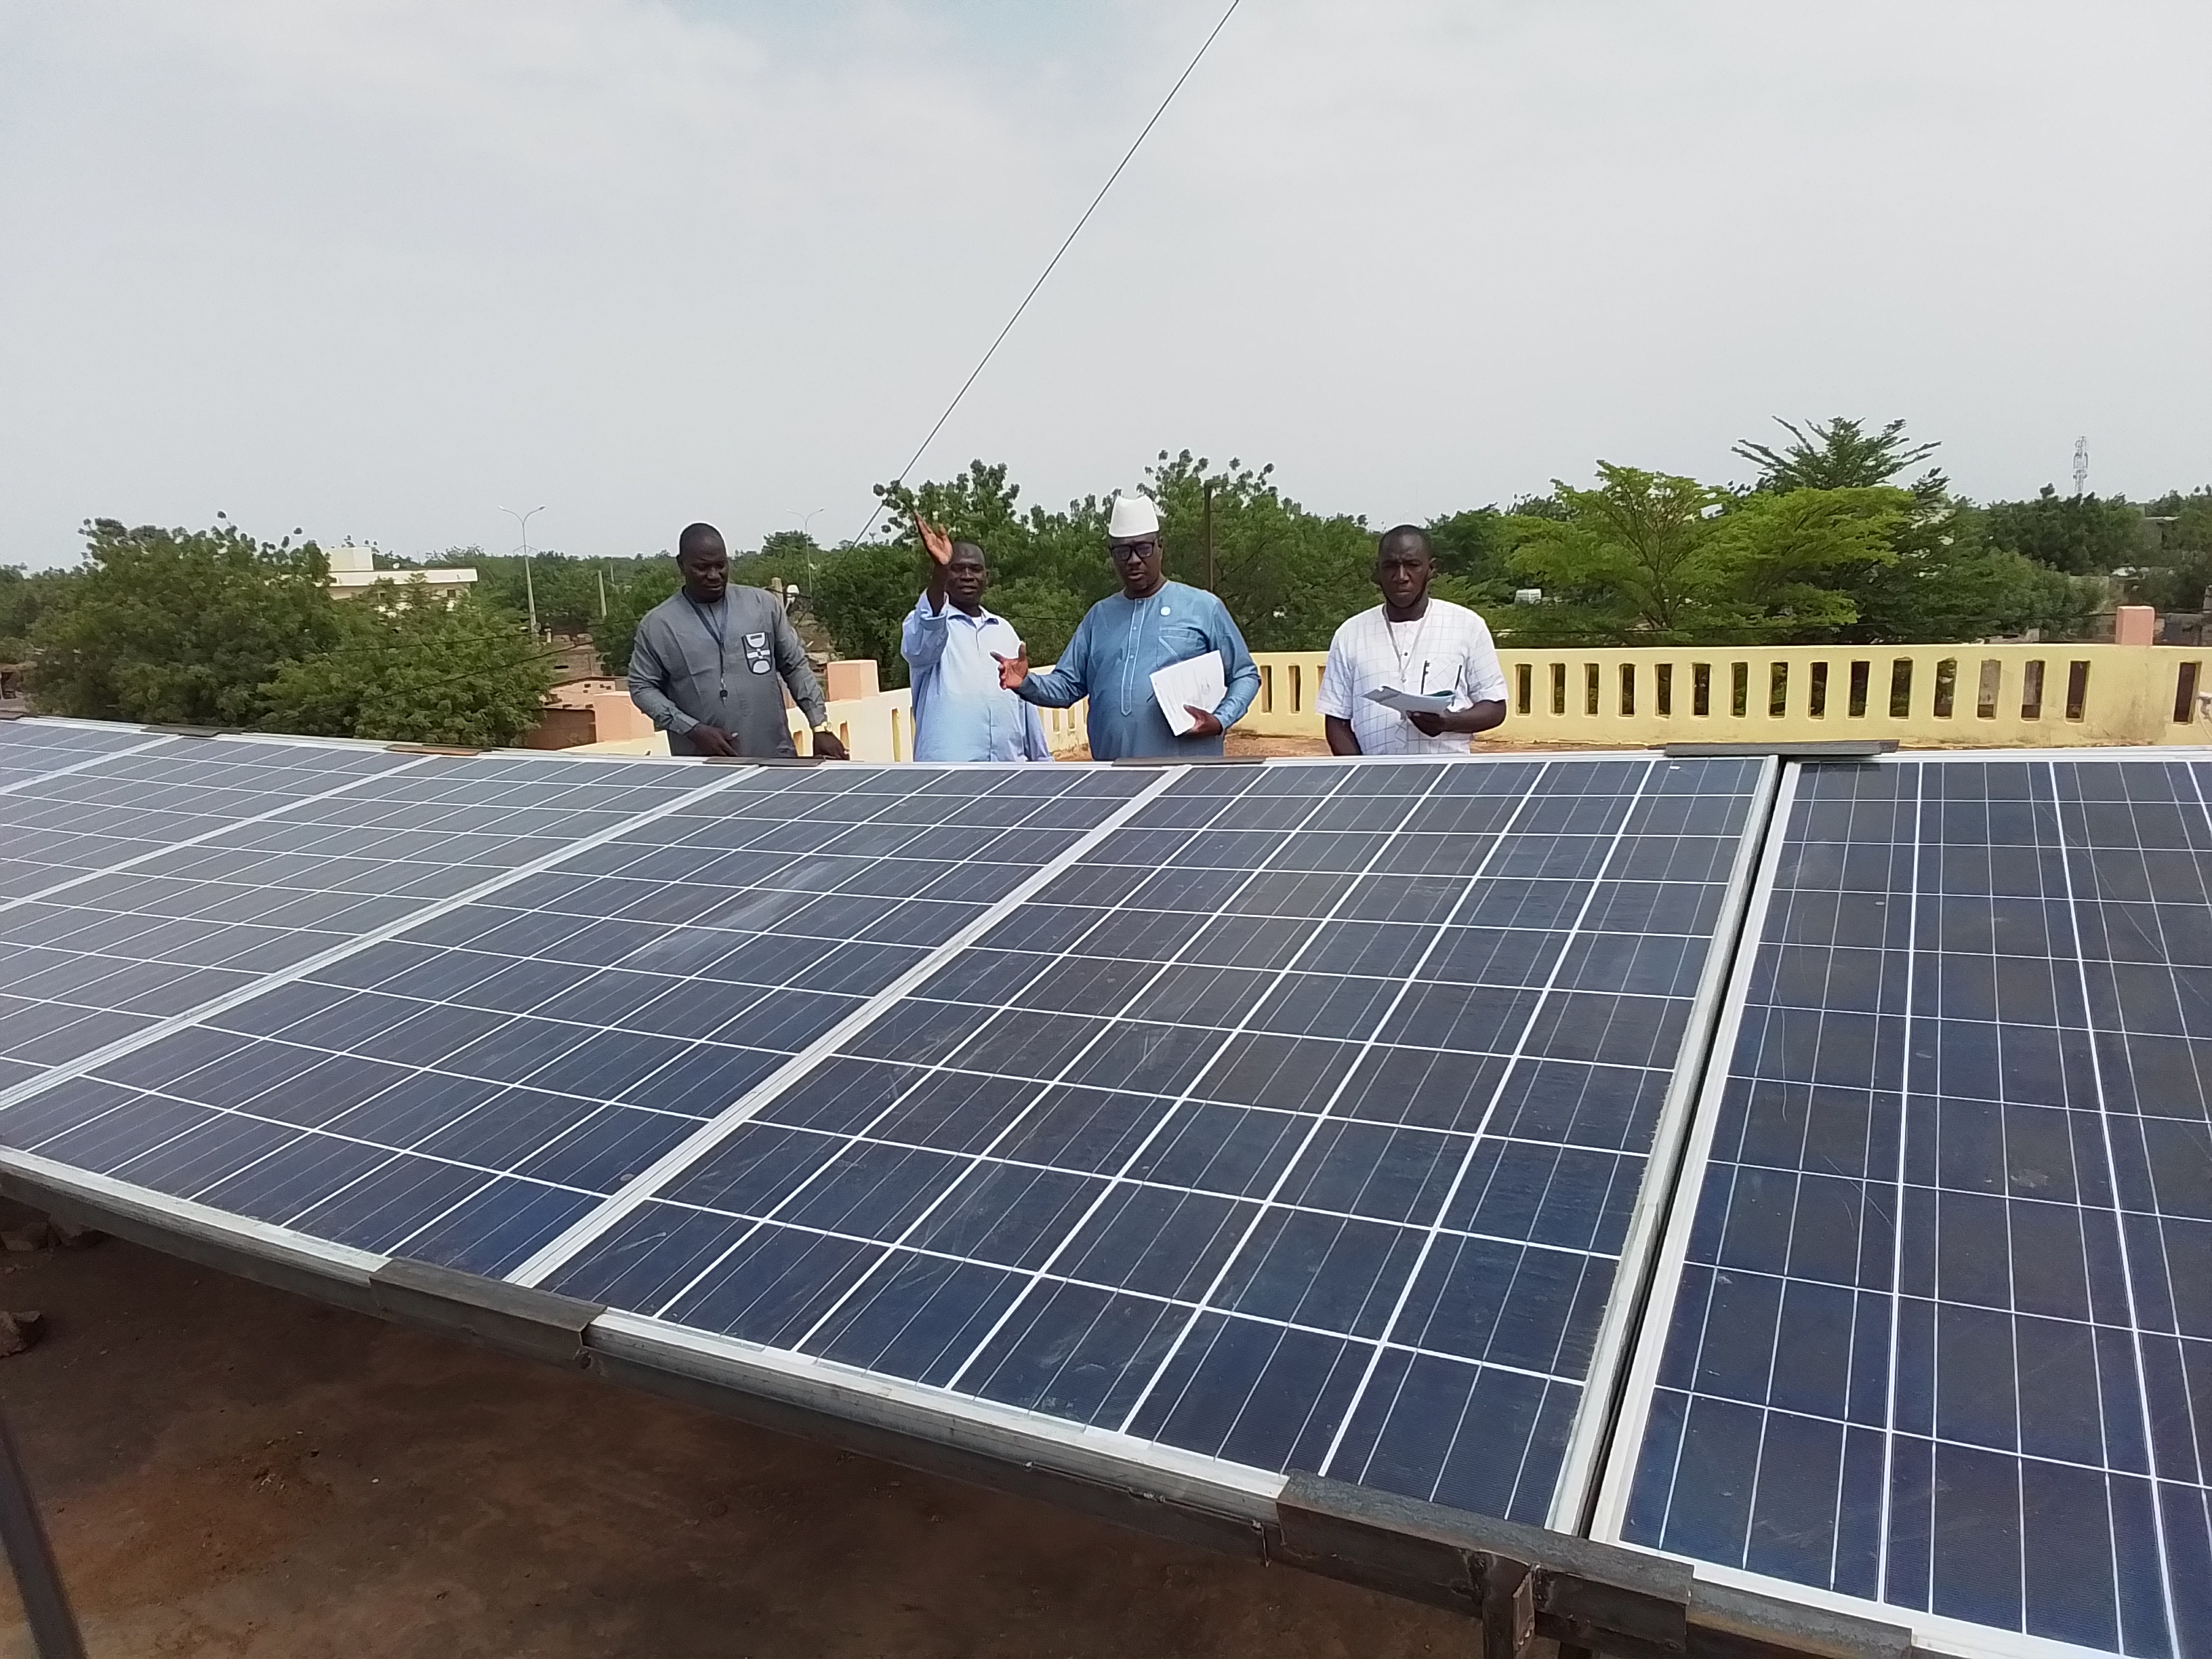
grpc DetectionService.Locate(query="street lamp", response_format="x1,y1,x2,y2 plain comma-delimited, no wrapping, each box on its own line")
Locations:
787,508,825,611
497,504,548,636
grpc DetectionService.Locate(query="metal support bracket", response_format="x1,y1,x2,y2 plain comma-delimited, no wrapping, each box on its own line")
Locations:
1277,1470,1685,1647
1273,1475,1910,1659
1111,754,1263,765
368,1258,604,1367
1660,741,1895,760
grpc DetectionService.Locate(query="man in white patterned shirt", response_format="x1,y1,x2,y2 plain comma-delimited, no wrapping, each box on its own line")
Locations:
1317,525,1508,756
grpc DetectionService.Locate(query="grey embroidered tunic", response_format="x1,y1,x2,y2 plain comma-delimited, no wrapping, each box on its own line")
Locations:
626,586,827,758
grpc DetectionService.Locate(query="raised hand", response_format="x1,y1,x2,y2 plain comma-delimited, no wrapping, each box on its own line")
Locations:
915,512,954,567
994,649,1029,690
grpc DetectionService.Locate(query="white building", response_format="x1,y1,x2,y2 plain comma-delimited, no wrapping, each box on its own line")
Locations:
324,544,478,601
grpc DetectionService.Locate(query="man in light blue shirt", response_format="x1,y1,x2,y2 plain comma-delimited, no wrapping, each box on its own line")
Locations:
996,492,1258,760
901,520,1052,763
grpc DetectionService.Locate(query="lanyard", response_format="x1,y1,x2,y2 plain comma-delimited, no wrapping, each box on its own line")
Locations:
689,594,728,654
688,594,729,703
1387,608,1429,691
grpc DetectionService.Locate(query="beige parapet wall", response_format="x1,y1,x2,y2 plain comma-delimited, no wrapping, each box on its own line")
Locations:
1246,643,2211,750
578,644,2211,759
577,687,1091,759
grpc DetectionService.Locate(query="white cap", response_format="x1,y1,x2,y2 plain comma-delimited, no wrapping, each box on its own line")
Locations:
1107,492,1160,539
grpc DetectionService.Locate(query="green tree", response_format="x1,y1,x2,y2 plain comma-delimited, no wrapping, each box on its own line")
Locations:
1734,416,1947,502
1704,488,1906,640
987,494,1115,661
807,541,924,688
0,565,83,664
261,585,557,747
455,549,656,634
1504,468,1908,644
590,560,680,678
866,462,1115,667
1144,450,1374,651
1424,508,1513,594
1505,490,1572,523
30,518,342,725
1837,504,2098,643
1505,466,1721,641
872,462,1033,559
2130,489,2212,613
1729,417,2103,642
1982,486,2144,576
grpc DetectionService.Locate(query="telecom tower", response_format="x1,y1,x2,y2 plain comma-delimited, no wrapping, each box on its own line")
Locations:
2073,436,2090,497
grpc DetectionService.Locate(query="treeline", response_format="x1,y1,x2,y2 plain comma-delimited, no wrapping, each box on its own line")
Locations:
7,519,559,747
610,417,2207,689
5,417,2207,741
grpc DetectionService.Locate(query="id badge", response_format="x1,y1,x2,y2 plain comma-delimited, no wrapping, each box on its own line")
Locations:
743,630,773,674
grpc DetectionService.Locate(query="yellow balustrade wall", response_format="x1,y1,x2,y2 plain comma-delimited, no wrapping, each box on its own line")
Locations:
1242,645,2211,750
579,688,1092,760
579,647,2209,759
803,689,1089,760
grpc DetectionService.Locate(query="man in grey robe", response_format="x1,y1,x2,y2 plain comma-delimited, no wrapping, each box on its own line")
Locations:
627,523,848,759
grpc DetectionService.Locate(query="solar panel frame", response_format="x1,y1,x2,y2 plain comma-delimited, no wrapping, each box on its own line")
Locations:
1593,751,2212,1659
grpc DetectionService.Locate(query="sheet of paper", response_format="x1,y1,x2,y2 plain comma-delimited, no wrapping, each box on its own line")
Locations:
1364,685,1457,715
1150,650,1227,737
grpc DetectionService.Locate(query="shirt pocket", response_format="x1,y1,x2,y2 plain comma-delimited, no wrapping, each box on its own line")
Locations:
1157,619,1216,663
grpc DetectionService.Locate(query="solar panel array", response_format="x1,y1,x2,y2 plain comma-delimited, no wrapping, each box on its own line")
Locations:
0,747,713,1092
4,716,2209,1659
0,756,1155,1279
528,754,1769,1527
0,719,164,794
1604,756,2212,1659
0,735,409,900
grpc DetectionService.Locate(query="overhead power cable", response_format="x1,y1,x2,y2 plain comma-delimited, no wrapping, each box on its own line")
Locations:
853,0,1246,544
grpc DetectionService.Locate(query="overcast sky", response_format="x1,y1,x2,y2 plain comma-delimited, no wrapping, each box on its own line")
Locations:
3,0,2207,569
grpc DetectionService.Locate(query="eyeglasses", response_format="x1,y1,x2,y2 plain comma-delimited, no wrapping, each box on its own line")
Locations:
1110,540,1160,560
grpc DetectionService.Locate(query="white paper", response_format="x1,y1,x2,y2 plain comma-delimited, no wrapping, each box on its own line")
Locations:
1150,650,1227,737
1363,686,1457,716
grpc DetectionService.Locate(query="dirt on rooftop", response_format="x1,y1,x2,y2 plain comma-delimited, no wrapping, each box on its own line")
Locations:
0,1205,1462,1658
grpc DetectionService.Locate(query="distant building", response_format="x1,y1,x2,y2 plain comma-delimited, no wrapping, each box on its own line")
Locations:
325,544,478,601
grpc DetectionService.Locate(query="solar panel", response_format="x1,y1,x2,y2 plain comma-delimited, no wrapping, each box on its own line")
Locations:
0,734,412,900
0,718,171,793
1600,755,2212,1659
0,750,723,1089
0,763,1160,1282
523,754,1774,1528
